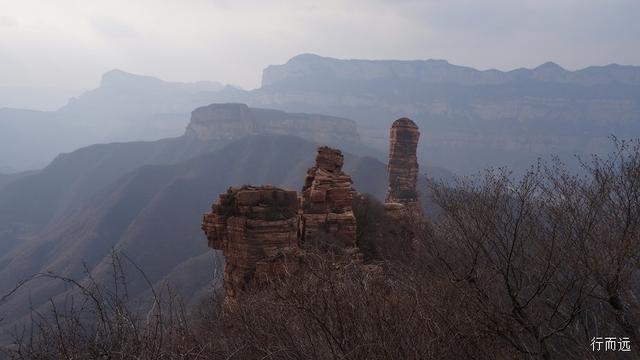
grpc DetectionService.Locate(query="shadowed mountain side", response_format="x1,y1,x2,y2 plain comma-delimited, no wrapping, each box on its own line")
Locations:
0,101,369,248
0,135,402,341
0,137,229,256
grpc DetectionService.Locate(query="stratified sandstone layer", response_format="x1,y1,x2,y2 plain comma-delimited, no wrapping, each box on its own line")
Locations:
385,118,421,214
301,147,358,254
186,103,360,145
202,185,300,298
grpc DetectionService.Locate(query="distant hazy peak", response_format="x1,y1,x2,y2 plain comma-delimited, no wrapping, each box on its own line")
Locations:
286,53,450,66
535,61,566,71
99,69,224,92
287,53,329,63
263,54,640,87
100,69,162,88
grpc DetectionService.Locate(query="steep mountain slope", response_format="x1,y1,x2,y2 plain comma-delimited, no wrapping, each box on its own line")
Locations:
210,54,640,174
0,135,393,340
0,103,365,257
0,136,228,254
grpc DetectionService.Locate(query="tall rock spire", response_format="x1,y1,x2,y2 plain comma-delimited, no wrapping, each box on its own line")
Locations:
385,118,420,207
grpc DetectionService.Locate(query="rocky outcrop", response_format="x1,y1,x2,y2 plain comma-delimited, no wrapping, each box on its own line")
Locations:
202,147,365,300
301,147,359,255
185,103,360,144
202,120,426,300
385,118,421,216
202,186,300,298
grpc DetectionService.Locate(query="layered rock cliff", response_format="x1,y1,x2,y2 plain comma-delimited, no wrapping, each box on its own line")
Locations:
385,118,421,212
384,118,423,223
202,186,300,298
301,147,359,258
185,103,360,145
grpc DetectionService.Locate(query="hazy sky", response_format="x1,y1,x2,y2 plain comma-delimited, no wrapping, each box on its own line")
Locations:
1,0,639,90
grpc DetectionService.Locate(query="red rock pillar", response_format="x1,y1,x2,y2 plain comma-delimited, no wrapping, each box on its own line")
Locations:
301,147,361,261
386,118,420,205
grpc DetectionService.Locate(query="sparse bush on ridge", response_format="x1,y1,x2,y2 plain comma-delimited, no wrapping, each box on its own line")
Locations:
2,138,639,359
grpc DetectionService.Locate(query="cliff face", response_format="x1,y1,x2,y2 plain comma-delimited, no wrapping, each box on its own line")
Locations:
185,103,360,145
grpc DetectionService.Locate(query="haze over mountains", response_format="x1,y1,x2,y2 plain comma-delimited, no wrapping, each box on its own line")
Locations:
0,97,455,340
0,86,81,112
0,133,389,340
0,70,224,171
0,53,638,345
3,54,638,174
213,54,640,173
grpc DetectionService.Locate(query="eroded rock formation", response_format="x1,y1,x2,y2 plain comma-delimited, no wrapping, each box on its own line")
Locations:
202,147,366,300
301,147,360,259
202,119,423,300
385,118,421,217
202,186,300,298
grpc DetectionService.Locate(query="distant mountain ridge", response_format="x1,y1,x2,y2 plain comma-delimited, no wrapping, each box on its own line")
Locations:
0,71,227,171
99,69,224,92
3,55,640,174
263,54,640,87
202,54,640,174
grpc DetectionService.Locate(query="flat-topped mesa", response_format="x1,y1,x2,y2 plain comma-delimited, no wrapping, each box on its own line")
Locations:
202,185,300,299
185,103,360,144
385,118,421,213
301,147,360,256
